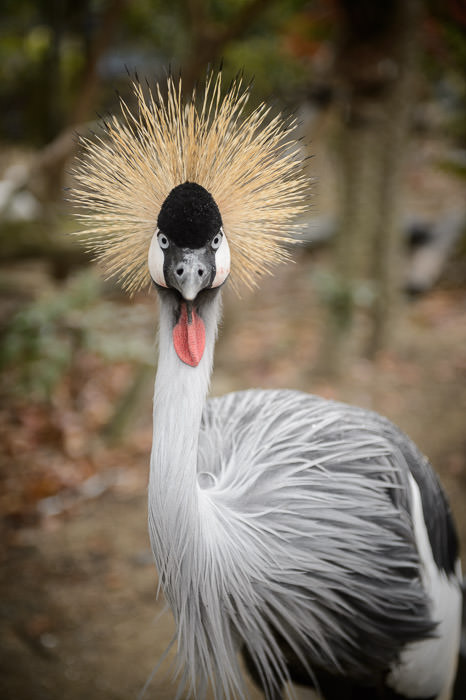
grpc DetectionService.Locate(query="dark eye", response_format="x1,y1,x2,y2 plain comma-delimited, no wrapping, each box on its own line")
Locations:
211,232,222,250
158,233,169,250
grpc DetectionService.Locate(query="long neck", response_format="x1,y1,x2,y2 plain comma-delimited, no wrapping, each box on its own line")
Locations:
148,290,221,588
149,290,249,698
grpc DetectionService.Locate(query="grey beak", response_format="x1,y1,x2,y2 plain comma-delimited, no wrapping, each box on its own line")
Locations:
165,248,215,300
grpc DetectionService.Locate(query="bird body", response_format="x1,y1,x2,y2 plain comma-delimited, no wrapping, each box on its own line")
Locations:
150,286,461,700
72,73,462,700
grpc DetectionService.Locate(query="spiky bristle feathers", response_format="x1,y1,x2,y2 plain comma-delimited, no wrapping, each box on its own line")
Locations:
71,73,310,293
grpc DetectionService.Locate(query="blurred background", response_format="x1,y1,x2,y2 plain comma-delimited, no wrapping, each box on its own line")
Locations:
0,1,465,698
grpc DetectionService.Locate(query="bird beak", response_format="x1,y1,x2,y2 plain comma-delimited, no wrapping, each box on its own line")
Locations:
165,248,215,301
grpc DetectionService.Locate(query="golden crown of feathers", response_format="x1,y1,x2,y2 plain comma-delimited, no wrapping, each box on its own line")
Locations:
71,72,310,294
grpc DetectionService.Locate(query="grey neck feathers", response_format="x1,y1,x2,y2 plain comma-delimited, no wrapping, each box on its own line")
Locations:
149,291,220,575
148,291,234,696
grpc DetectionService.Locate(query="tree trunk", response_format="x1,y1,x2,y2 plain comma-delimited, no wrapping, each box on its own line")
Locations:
320,0,421,373
31,0,128,203
367,1,421,357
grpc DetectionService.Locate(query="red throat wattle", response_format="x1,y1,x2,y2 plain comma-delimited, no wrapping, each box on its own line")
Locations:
172,302,206,367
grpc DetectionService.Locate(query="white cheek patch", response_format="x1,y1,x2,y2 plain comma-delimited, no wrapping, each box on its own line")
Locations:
148,229,167,287
212,232,230,288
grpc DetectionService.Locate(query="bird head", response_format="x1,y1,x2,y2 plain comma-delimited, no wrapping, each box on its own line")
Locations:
149,182,230,301
71,71,310,298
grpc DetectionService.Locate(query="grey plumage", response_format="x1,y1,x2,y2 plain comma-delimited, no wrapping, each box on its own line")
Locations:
148,288,461,700
197,389,441,688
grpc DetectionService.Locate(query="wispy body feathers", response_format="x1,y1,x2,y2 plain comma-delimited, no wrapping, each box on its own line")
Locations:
71,72,309,293
151,355,439,698
146,286,458,699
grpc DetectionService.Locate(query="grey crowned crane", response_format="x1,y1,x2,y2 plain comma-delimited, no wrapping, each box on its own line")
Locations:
72,73,462,700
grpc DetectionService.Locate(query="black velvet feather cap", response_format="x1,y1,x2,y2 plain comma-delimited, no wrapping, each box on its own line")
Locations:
157,182,223,249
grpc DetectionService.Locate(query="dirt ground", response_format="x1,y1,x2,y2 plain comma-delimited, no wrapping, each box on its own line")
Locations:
1,242,465,699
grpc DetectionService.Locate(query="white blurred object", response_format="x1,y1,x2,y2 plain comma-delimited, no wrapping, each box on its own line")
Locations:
0,163,41,221
405,208,466,294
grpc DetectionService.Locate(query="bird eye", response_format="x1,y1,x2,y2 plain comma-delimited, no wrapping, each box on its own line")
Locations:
158,234,169,250
211,232,222,250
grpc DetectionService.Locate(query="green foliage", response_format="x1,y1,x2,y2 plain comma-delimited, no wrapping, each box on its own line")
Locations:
223,36,308,103
123,0,189,61
422,3,466,145
0,271,100,399
436,156,466,179
313,268,377,331
0,0,311,144
0,270,156,401
312,269,354,331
